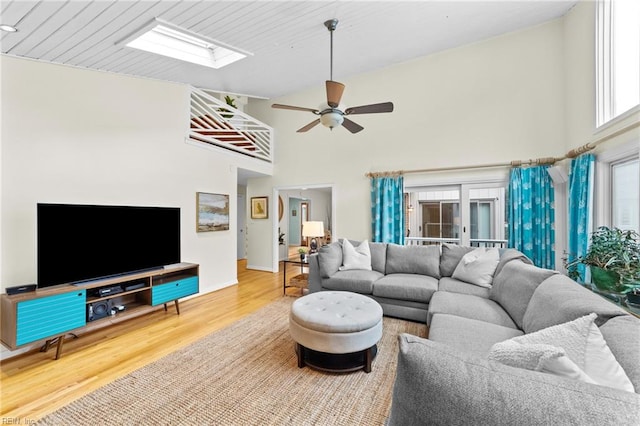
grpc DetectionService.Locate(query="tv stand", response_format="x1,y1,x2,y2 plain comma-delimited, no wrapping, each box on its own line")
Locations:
1,263,199,360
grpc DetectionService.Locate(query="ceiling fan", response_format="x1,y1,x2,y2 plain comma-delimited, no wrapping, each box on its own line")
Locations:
272,19,394,134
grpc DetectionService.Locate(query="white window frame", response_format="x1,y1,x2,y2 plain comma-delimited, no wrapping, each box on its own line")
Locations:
596,0,640,128
595,140,640,229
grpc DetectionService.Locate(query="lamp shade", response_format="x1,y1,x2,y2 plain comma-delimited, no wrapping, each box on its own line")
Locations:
302,221,325,238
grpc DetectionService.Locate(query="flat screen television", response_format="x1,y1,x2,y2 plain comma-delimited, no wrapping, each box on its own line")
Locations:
37,203,181,288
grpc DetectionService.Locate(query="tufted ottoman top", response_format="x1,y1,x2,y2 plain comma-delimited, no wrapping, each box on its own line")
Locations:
291,291,383,333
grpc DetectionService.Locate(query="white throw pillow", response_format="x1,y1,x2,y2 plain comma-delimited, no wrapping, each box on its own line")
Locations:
489,313,635,393
339,239,372,271
451,247,500,287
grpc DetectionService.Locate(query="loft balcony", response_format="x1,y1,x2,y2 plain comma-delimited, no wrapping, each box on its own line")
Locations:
188,87,273,163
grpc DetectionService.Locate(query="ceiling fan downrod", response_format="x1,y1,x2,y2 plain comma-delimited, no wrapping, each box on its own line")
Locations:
324,19,338,82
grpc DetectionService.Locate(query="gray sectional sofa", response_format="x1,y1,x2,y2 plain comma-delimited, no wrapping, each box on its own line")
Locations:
308,240,640,425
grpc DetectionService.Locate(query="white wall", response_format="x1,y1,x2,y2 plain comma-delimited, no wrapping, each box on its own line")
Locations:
0,56,255,295
247,19,567,270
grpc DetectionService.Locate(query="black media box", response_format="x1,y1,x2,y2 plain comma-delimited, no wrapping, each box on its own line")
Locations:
6,284,37,295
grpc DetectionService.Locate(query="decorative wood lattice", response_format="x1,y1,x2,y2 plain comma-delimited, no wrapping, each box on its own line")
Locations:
188,87,273,162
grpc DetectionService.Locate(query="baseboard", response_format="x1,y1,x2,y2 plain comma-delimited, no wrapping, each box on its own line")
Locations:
1,343,35,361
246,264,275,272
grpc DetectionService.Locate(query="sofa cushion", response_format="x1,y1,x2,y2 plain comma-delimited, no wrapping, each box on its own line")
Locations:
522,274,628,333
427,291,517,328
385,244,440,278
489,313,634,393
321,269,383,294
318,242,342,278
429,313,523,354
388,334,640,426
439,243,474,277
451,247,500,288
438,277,490,298
600,315,640,393
368,242,387,274
372,273,438,303
339,239,371,271
489,260,557,329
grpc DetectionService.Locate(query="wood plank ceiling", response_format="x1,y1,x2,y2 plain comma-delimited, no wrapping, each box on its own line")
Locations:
0,1,578,99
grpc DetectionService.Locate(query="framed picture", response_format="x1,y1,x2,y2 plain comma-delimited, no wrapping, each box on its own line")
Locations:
197,192,230,232
251,196,268,219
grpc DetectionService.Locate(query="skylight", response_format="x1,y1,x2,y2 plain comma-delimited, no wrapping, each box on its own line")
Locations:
119,19,250,69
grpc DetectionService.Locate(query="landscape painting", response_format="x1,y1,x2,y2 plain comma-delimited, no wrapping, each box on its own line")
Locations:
197,192,230,232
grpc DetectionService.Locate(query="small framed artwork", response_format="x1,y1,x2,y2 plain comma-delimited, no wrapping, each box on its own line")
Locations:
197,192,230,232
251,196,269,219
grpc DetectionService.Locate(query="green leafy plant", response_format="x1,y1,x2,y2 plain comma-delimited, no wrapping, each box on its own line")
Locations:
298,248,307,254
566,226,640,293
219,95,237,119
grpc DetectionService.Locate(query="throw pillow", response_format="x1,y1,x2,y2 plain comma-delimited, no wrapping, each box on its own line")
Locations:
451,247,500,288
489,313,635,393
439,243,475,277
339,239,372,271
488,341,598,384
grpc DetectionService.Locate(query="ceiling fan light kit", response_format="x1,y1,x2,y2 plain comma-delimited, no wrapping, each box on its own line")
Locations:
272,19,394,134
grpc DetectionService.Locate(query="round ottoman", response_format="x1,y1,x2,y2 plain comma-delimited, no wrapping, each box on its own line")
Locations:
289,291,383,373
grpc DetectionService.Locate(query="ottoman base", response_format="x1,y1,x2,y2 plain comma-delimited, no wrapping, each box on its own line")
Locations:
295,342,378,373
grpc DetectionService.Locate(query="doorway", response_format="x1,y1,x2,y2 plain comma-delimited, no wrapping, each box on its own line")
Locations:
300,201,309,245
274,186,335,267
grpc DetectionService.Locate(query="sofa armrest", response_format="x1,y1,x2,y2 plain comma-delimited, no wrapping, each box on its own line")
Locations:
307,253,322,293
388,334,640,426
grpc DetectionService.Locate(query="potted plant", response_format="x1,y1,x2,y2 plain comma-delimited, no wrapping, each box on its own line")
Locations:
566,226,640,295
298,248,307,262
219,95,237,119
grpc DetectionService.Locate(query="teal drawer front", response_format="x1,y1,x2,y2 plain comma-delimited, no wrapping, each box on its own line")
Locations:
16,290,86,346
152,276,199,306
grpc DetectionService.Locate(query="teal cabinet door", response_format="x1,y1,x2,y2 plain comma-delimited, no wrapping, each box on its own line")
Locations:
151,277,199,306
16,290,86,346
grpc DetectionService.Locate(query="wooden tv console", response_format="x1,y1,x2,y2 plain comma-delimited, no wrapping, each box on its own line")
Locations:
0,263,199,360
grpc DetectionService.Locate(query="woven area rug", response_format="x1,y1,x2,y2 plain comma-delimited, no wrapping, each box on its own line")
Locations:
38,297,427,426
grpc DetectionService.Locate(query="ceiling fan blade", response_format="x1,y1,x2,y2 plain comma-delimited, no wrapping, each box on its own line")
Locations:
342,118,364,134
326,80,345,108
272,104,319,114
297,119,321,133
345,102,394,115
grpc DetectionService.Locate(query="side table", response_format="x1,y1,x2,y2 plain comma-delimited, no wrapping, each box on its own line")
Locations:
282,256,309,296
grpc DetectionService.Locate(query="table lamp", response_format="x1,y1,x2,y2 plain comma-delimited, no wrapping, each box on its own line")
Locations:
302,221,325,254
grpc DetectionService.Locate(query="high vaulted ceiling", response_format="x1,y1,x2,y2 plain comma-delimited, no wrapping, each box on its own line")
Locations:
1,1,578,99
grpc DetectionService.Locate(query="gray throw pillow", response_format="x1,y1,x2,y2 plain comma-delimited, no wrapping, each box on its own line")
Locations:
318,242,342,278
439,243,475,277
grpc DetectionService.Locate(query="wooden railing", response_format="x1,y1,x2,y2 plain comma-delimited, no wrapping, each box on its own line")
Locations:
405,237,508,248
188,87,273,162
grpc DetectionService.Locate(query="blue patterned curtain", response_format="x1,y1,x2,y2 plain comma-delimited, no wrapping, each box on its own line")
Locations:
507,166,555,269
567,154,595,282
371,176,404,244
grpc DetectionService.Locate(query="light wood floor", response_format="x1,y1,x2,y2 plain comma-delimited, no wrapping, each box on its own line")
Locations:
0,259,305,422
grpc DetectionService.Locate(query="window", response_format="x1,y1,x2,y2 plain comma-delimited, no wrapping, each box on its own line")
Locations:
596,141,640,232
405,183,506,247
611,158,639,231
596,0,640,126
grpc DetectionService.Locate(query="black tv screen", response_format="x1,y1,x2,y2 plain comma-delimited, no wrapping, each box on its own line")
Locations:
37,203,181,288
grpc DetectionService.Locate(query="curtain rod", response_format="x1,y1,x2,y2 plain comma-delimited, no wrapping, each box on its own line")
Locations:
365,120,639,178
